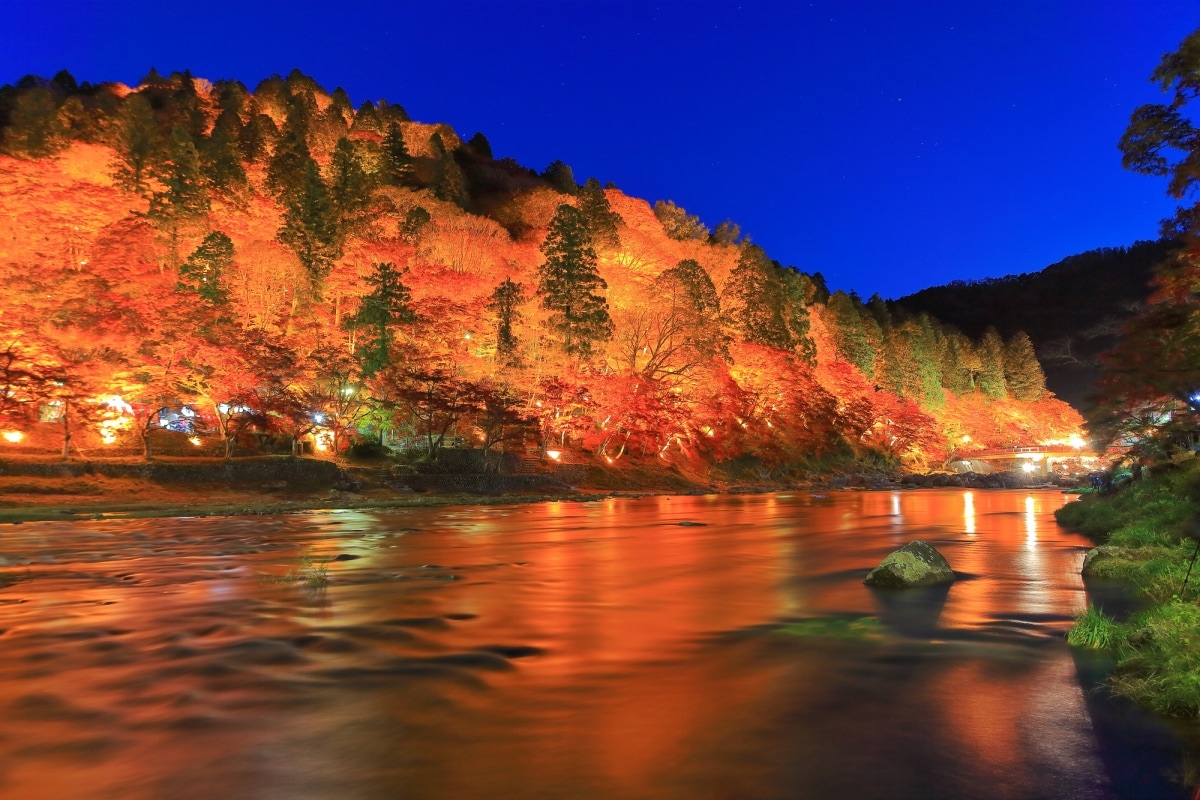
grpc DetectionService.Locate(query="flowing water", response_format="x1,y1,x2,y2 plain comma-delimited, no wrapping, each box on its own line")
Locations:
0,489,1191,799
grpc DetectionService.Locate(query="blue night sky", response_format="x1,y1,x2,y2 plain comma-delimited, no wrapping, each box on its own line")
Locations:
3,1,1199,299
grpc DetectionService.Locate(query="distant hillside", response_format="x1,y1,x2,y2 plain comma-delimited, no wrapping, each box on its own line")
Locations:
894,240,1179,409
0,68,1085,472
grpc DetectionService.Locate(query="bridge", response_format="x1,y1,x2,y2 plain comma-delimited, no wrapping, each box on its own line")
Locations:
953,445,1098,476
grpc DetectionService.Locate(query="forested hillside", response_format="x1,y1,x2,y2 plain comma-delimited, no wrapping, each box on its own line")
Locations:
0,69,1083,476
894,240,1177,408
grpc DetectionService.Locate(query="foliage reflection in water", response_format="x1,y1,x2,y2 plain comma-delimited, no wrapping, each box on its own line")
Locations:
0,490,1189,799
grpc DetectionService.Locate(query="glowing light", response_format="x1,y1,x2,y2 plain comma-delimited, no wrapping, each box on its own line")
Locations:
313,412,325,424
1068,434,1085,448
2,431,23,443
546,450,562,461
536,401,543,407
961,435,971,444
188,436,202,446
99,395,133,415
342,387,354,395
1021,462,1036,473
218,403,230,415
463,332,471,340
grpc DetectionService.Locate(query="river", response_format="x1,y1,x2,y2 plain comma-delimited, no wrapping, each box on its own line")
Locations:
0,489,1191,799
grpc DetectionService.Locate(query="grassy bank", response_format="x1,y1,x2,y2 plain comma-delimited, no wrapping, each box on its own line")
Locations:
1057,459,1200,718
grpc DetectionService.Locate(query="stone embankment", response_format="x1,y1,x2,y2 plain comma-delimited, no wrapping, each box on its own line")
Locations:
823,470,1072,491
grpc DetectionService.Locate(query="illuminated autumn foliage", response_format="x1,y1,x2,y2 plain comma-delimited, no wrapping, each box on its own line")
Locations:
0,70,1083,470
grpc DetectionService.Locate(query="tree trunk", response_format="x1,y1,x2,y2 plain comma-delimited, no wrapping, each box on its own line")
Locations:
60,408,71,461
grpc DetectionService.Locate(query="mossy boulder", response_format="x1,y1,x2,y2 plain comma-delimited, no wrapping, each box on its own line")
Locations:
864,540,955,589
1081,545,1125,578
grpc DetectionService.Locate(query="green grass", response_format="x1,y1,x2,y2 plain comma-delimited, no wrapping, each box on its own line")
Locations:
1058,459,1200,719
1067,606,1120,649
1110,602,1200,718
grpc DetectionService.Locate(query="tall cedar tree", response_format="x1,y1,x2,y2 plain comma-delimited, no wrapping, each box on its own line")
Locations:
578,178,623,250
201,109,248,196
721,245,792,351
486,278,527,365
780,267,817,365
542,160,578,194
240,113,278,163
3,86,65,158
652,258,725,362
329,137,373,236
940,331,980,395
977,327,1008,399
267,101,314,203
380,121,414,186
827,291,876,377
345,262,415,377
147,126,209,269
1003,331,1047,401
112,92,163,194
433,151,469,208
537,204,614,357
278,157,341,293
178,232,234,307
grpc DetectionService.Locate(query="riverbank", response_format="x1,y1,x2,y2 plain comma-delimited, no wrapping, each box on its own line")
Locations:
1057,458,1200,720
0,454,1075,524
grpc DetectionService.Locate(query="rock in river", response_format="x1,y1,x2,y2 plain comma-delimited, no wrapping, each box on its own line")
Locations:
864,540,955,589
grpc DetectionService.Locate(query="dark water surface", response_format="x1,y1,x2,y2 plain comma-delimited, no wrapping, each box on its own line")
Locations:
0,489,1190,799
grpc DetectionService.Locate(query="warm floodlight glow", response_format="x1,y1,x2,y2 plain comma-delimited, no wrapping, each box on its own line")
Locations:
1069,434,1085,448
546,450,562,461
961,435,971,444
188,436,202,446
3,431,23,443
1021,462,1037,473
100,395,134,415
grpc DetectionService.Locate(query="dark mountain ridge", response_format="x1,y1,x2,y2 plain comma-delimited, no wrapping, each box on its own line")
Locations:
893,239,1178,410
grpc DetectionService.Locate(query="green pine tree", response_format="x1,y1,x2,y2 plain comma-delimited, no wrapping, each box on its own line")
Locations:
148,126,209,221
112,92,163,194
329,137,373,235
781,267,817,365
4,86,65,158
578,177,623,250
178,231,234,306
345,261,415,377
720,245,792,350
201,109,248,196
542,160,578,194
977,327,1008,399
240,113,278,163
1003,331,1047,401
466,131,493,159
487,277,527,365
827,291,876,377
537,204,614,357
267,101,314,203
939,330,980,395
380,121,414,186
433,151,469,208
277,156,341,294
